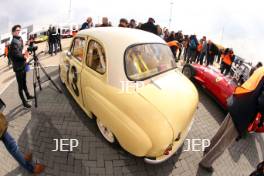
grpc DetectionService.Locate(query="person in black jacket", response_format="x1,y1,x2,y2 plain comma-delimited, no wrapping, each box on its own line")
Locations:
9,25,33,108
186,35,198,64
199,67,264,172
206,40,218,66
57,28,62,52
140,18,157,35
80,17,93,30
175,31,184,60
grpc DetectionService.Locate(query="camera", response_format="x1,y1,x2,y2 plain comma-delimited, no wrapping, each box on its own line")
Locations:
27,45,38,53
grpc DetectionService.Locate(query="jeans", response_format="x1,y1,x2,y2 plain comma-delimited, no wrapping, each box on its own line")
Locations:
1,132,34,173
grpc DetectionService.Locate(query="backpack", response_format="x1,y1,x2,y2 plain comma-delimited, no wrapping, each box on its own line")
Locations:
7,45,11,59
189,39,197,50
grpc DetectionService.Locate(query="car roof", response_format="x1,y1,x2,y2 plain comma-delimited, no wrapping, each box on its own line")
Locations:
77,27,165,47
77,27,167,89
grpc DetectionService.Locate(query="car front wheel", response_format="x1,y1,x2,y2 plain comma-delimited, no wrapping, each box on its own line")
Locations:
182,64,195,79
96,118,115,143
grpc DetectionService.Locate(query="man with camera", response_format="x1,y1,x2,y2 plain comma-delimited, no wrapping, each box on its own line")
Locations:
9,25,33,108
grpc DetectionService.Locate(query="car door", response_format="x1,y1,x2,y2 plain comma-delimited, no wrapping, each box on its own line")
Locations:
65,37,86,106
81,39,107,116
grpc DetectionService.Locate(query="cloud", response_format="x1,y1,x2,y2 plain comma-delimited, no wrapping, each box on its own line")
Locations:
0,0,263,63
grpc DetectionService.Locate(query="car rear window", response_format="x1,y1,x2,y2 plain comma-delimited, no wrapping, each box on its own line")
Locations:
124,43,176,81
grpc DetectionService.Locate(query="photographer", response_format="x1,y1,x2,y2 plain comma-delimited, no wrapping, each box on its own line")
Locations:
9,25,34,108
199,66,264,172
0,99,44,174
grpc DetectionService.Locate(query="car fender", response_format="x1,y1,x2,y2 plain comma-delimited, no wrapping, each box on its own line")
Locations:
84,86,153,157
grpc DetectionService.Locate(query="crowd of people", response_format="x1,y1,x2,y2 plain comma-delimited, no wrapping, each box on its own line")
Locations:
2,16,261,77
79,16,251,76
47,26,62,55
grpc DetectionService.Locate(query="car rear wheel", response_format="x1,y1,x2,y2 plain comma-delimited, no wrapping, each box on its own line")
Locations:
96,118,115,143
182,65,194,79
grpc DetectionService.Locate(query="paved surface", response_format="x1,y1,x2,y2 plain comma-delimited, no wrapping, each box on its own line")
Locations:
0,66,263,176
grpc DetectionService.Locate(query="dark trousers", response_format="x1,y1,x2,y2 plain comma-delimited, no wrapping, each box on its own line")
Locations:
187,49,196,64
48,41,52,54
177,47,182,60
7,56,12,66
198,52,206,65
170,46,177,60
217,55,221,63
195,52,201,63
183,47,188,61
48,41,57,55
58,39,62,51
15,70,30,103
206,54,215,66
220,62,232,75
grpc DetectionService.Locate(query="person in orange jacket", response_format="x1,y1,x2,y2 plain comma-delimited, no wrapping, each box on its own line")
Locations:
220,48,234,75
167,40,180,62
4,42,11,66
199,66,264,172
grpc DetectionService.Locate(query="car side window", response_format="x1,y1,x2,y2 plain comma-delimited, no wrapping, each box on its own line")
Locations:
71,37,86,62
86,40,106,74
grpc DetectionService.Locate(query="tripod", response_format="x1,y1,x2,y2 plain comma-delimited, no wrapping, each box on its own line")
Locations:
30,50,62,107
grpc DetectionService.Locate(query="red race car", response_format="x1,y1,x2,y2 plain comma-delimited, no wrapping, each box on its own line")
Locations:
182,63,237,109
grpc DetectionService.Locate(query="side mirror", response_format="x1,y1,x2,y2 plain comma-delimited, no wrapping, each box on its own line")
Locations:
66,51,72,57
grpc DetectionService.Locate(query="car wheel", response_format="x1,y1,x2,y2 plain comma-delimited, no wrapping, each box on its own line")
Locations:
182,65,194,79
59,65,65,85
96,118,115,143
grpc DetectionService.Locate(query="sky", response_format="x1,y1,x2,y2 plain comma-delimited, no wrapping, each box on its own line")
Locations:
0,0,263,64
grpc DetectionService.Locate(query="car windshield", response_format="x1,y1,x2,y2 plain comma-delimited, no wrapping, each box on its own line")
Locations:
125,43,176,81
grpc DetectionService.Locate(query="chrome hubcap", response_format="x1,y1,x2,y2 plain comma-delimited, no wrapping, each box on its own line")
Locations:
96,119,115,143
183,67,192,78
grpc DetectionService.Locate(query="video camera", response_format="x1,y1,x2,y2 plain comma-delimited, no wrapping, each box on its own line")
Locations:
27,45,38,53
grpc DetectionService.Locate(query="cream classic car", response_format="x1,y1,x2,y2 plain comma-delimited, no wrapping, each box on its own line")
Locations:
59,27,198,164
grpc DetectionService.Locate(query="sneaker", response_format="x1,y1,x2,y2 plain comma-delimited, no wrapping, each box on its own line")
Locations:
23,102,32,108
199,163,214,172
33,163,45,174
